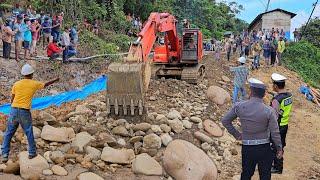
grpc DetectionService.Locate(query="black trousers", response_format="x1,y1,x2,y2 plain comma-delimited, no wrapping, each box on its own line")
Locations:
3,41,11,59
271,125,288,171
270,51,277,65
241,143,273,180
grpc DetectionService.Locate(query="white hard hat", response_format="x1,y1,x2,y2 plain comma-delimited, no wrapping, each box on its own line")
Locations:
238,56,246,63
271,73,287,82
21,64,35,76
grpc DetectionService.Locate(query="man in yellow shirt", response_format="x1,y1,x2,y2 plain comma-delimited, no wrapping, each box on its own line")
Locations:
1,64,59,162
277,36,285,66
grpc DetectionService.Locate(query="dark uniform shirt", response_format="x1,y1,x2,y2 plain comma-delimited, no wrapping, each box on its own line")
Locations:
222,97,282,150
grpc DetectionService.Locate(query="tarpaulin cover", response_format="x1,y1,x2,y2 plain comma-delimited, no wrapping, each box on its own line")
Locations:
0,75,107,115
299,85,314,101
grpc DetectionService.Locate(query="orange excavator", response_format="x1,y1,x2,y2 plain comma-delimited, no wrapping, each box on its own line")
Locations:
107,12,205,116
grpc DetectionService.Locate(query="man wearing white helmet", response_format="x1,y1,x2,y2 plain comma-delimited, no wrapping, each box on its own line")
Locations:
230,56,249,103
270,73,292,174
1,64,59,163
222,78,283,180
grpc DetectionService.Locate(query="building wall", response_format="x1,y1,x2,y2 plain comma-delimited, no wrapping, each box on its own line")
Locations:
261,11,291,32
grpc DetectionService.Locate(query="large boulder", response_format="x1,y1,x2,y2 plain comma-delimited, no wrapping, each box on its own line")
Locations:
3,162,19,174
194,131,213,143
77,172,104,180
85,146,101,161
41,125,75,143
101,147,135,164
167,110,182,120
32,126,41,139
163,140,218,180
203,120,223,137
132,123,152,132
51,165,68,176
38,111,56,122
206,86,231,105
167,119,184,133
132,153,162,176
19,151,49,179
143,133,162,149
71,132,95,152
112,126,129,137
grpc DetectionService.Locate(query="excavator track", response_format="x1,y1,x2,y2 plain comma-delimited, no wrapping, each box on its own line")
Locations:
181,64,205,84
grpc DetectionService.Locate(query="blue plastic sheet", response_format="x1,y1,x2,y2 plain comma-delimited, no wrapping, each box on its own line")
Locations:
0,75,107,115
299,85,314,101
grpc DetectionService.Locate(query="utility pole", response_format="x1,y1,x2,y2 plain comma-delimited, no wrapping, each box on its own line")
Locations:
265,0,270,12
302,0,318,37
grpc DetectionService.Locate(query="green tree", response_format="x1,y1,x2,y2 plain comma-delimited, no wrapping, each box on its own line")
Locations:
300,18,320,48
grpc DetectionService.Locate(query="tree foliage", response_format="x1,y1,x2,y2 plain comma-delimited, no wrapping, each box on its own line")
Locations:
300,18,320,48
283,41,320,87
123,0,247,39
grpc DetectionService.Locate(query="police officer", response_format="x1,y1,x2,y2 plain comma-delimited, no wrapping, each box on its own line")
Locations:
222,78,283,180
270,73,293,174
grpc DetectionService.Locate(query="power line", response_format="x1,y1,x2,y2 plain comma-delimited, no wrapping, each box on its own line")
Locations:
257,0,267,9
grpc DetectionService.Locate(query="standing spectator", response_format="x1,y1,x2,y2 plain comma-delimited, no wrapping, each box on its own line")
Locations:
22,18,32,60
1,64,59,163
30,19,40,56
277,37,285,66
51,15,61,41
252,41,262,70
12,4,22,16
47,38,62,60
92,19,99,35
215,41,221,61
61,27,76,62
270,38,278,66
293,28,298,42
242,37,250,58
263,39,271,66
58,12,64,27
70,23,79,47
2,19,15,60
280,29,285,38
83,18,91,30
230,57,248,103
41,17,52,49
13,15,24,62
26,5,33,17
225,39,232,61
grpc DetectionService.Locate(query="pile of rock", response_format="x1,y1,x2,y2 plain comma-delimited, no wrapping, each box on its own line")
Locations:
0,77,240,179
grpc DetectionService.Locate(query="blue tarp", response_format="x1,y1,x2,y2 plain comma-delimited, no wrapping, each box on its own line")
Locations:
0,75,107,115
299,85,314,101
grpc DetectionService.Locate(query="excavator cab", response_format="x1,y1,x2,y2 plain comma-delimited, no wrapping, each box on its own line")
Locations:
181,29,203,64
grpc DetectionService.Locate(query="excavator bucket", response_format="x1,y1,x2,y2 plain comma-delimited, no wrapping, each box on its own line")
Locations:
106,62,151,116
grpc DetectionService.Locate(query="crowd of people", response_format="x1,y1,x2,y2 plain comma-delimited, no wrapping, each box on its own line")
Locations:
209,27,295,70
0,4,80,62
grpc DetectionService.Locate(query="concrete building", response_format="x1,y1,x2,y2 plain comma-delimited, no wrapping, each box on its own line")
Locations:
248,8,296,39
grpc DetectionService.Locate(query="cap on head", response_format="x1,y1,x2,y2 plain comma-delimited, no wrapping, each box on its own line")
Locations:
238,56,246,63
21,64,35,76
271,73,286,82
248,78,266,89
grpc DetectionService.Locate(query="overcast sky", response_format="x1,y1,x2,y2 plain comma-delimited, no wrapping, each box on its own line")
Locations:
218,0,320,33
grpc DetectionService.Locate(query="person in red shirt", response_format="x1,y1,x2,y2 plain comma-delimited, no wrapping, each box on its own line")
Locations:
47,39,62,60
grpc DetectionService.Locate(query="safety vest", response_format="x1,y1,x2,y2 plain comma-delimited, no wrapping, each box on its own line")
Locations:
272,92,293,126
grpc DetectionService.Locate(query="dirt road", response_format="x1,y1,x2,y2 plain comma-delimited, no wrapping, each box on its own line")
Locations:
206,54,320,179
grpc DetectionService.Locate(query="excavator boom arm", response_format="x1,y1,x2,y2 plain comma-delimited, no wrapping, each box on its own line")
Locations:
126,12,180,62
